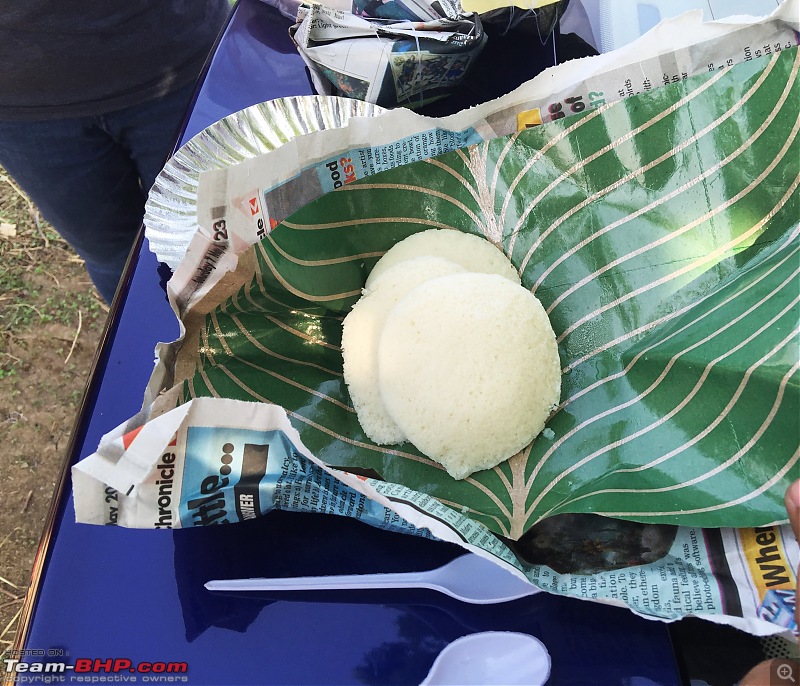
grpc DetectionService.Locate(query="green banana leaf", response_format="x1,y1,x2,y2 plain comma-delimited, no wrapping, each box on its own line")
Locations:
180,47,799,539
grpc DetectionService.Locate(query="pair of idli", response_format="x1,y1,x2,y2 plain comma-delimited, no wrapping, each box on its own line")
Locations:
341,229,561,480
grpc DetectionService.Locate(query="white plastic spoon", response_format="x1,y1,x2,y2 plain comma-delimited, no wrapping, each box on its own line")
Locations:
204,553,540,604
421,631,551,685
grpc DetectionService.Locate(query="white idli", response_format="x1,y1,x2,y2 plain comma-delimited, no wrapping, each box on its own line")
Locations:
377,272,561,479
365,229,519,289
342,256,467,444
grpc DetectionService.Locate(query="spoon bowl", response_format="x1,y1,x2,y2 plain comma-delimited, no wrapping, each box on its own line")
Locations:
421,631,551,685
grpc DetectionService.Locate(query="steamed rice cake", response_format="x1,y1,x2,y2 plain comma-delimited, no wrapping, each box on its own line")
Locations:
377,272,561,480
365,228,520,288
342,256,467,444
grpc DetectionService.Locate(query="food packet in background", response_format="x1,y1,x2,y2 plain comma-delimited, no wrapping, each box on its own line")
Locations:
290,2,486,108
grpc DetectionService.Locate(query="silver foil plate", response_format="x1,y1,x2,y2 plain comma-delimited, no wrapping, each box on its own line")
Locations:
144,95,386,268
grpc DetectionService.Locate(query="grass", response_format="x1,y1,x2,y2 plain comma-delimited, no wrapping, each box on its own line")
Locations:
0,170,106,655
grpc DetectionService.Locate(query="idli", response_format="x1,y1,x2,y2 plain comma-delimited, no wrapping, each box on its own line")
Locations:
377,272,561,479
342,256,467,444
365,228,519,289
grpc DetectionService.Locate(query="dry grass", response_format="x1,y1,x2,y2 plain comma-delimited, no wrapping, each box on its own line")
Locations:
0,170,105,655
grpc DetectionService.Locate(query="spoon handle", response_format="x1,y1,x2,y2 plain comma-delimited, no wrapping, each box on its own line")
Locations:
205,570,436,593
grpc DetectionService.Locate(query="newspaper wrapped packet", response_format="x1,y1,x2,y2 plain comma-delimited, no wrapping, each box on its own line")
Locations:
151,47,800,538
291,1,486,108
74,398,799,638
78,4,799,640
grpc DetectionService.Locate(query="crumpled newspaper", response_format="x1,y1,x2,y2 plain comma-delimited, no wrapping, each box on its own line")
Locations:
290,0,486,108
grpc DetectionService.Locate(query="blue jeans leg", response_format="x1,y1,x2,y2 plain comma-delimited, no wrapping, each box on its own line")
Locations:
100,81,195,193
0,83,193,302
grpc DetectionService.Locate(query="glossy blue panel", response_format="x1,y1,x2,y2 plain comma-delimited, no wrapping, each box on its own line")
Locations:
28,508,681,685
21,1,682,683
180,0,314,144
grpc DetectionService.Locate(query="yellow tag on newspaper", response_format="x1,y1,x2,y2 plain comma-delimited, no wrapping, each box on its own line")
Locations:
517,108,544,130
740,526,796,598
461,0,559,13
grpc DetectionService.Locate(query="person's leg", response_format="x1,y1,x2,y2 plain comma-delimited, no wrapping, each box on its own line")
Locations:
0,117,145,302
101,81,197,193
0,83,196,301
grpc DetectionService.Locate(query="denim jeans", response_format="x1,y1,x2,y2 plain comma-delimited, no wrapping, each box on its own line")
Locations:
0,82,194,302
